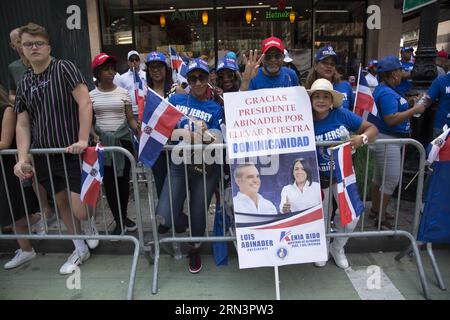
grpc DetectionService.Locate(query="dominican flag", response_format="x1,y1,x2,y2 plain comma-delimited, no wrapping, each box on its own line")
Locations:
80,144,104,208
134,68,145,122
169,46,188,84
354,67,378,121
332,143,364,226
138,88,184,167
418,126,450,243
426,125,450,165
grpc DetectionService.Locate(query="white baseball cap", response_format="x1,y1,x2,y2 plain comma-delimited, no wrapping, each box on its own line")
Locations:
127,50,140,60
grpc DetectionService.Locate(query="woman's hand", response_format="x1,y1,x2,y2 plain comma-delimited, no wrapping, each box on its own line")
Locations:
350,135,365,150
281,197,291,214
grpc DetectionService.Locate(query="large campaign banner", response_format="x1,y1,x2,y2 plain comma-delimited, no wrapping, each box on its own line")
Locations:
224,86,328,269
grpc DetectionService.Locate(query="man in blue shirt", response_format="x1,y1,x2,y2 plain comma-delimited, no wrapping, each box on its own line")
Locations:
395,47,414,95
240,36,299,91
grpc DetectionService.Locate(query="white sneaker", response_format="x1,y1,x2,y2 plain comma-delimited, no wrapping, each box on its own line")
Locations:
59,249,90,275
314,261,327,267
329,244,349,269
83,217,99,250
31,213,46,235
4,249,36,269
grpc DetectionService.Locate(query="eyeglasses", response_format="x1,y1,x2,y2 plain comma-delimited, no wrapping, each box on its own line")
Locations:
187,74,209,84
264,52,283,60
22,41,48,49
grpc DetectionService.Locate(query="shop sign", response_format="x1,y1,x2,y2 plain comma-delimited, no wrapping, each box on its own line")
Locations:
265,10,290,21
170,10,199,22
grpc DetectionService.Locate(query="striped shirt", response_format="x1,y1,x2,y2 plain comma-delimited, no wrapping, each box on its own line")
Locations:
90,86,131,132
14,59,87,148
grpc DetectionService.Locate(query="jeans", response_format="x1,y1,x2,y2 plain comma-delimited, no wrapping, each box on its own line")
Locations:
156,163,220,237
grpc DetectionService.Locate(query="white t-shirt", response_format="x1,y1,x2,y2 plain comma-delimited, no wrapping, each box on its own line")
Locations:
90,87,131,132
233,192,278,215
279,181,322,213
115,69,147,115
365,73,379,88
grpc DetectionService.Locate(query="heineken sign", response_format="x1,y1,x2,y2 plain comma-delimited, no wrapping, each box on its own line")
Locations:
403,0,437,14
265,10,290,21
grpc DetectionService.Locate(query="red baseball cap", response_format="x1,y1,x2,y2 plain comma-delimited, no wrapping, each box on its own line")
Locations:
261,36,284,54
437,50,448,59
91,53,117,69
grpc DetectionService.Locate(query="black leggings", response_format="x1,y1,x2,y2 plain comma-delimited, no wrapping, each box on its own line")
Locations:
103,140,133,225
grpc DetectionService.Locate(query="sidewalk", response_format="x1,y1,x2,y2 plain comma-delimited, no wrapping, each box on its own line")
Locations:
1,248,449,300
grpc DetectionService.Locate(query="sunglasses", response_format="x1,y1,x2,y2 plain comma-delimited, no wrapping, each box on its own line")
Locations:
129,57,140,62
22,41,48,49
187,74,209,84
218,71,235,80
147,62,165,71
264,52,283,60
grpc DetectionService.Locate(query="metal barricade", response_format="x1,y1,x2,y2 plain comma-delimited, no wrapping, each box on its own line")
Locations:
0,147,143,300
149,138,433,299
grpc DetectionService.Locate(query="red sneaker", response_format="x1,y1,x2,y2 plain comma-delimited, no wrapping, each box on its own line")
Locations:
188,250,202,274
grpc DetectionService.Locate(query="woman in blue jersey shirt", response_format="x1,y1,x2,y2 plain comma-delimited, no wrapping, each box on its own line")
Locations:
309,78,378,269
305,46,354,110
370,55,425,229
155,58,223,274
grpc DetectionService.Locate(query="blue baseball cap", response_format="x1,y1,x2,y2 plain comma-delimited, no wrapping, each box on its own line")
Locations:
146,51,167,64
377,55,402,72
186,58,210,74
315,46,338,62
401,47,414,53
217,58,238,73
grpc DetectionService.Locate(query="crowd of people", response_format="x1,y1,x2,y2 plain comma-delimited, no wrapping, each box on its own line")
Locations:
1,21,449,276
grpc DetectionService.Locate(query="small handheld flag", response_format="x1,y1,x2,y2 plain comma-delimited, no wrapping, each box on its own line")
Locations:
332,143,364,226
80,144,104,208
138,88,184,167
354,66,378,121
134,68,145,122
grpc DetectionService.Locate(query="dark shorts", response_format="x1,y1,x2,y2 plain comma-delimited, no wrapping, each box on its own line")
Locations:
33,154,82,195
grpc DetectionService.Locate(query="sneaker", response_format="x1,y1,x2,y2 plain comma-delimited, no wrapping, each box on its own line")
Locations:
112,223,125,236
314,261,327,267
124,218,137,232
188,250,202,274
59,249,90,275
158,225,170,234
4,249,36,269
31,213,46,235
83,217,99,250
329,244,349,269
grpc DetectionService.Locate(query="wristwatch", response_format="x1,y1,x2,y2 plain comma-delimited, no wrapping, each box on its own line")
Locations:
361,134,369,145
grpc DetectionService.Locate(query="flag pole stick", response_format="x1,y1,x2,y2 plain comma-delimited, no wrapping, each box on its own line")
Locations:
352,63,362,114
328,141,351,151
404,170,420,190
208,83,224,102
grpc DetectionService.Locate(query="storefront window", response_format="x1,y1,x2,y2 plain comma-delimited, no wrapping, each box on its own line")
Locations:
133,0,215,67
99,0,133,45
314,0,366,77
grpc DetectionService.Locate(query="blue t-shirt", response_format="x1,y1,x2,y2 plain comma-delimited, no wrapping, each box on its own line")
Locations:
395,60,414,95
314,108,363,176
427,74,450,130
169,94,223,130
373,84,410,135
333,81,355,110
248,66,299,90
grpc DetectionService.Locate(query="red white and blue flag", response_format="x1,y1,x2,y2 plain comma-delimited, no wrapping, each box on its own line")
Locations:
80,144,104,208
169,46,188,84
426,125,450,164
138,88,184,167
332,143,364,226
134,68,145,122
354,67,378,121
